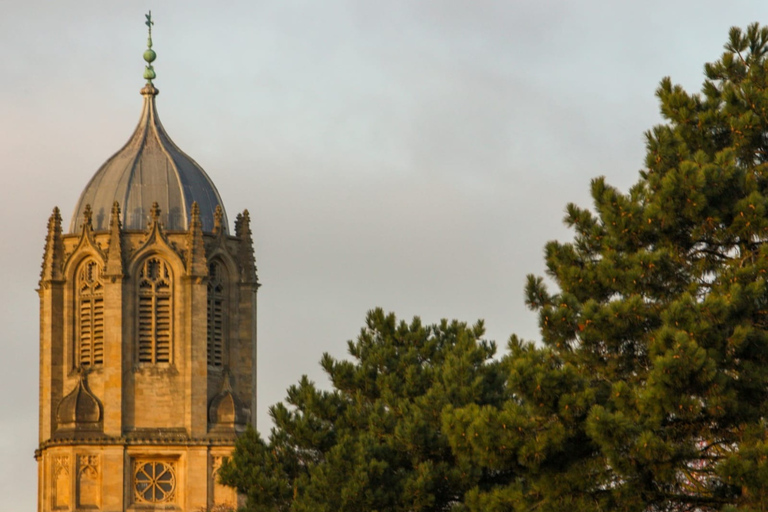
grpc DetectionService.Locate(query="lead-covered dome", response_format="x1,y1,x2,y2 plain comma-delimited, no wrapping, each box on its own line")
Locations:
70,81,228,234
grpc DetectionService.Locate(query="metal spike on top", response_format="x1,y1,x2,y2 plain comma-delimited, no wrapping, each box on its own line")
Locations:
143,11,157,84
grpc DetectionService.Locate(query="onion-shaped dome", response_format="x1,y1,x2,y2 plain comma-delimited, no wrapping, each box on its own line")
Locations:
55,372,102,435
208,374,246,431
69,37,228,234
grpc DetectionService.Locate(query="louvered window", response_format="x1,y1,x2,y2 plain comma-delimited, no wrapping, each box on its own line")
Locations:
137,257,173,364
77,260,104,367
207,261,226,368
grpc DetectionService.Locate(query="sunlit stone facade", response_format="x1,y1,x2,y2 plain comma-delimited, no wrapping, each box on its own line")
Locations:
36,35,258,511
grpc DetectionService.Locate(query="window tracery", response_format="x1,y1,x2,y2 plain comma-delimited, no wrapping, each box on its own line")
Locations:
77,259,104,367
133,460,176,504
207,261,226,368
137,257,172,364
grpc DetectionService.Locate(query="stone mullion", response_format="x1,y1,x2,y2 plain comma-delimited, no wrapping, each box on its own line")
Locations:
86,295,93,366
82,290,97,366
155,290,160,364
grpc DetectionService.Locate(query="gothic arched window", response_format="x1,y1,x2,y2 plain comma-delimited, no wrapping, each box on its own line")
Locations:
137,257,173,364
207,261,227,368
77,260,104,367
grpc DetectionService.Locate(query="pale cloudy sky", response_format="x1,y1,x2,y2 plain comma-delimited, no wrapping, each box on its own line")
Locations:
1,1,765,509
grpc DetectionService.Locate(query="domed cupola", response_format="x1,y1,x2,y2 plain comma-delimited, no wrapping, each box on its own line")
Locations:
54,371,103,438
70,27,228,234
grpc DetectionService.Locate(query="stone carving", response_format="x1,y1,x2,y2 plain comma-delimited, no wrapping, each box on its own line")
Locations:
55,371,103,438
77,455,100,508
133,460,176,504
53,456,70,509
40,207,64,284
208,372,245,433
212,455,234,507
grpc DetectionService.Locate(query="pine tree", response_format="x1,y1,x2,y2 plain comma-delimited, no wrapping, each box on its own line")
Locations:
444,23,768,512
219,308,504,512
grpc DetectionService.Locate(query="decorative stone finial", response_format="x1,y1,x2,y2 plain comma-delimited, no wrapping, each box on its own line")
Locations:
40,207,64,283
150,202,161,223
235,210,258,285
213,205,224,236
110,201,122,230
82,204,93,230
186,202,207,276
105,201,124,278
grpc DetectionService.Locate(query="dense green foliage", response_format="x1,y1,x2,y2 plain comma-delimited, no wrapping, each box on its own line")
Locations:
222,24,768,511
445,23,768,512
219,309,504,511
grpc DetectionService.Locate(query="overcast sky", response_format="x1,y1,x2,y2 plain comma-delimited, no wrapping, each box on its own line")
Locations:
2,1,766,509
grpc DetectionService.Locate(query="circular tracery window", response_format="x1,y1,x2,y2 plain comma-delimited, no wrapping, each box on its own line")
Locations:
134,461,176,503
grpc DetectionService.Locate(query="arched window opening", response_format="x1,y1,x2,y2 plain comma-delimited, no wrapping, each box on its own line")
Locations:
137,257,173,364
207,261,226,368
77,260,104,367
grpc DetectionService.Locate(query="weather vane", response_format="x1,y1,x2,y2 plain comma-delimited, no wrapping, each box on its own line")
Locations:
145,11,154,41
143,11,157,84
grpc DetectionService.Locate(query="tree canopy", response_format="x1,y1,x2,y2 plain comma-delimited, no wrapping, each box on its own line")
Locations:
219,309,504,511
445,23,768,512
222,23,768,512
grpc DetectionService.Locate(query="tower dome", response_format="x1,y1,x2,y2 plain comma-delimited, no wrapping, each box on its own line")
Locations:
37,14,256,511
69,33,228,234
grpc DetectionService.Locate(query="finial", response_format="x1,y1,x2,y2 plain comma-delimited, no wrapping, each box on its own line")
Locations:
40,207,64,284
221,369,234,392
236,209,258,285
83,204,93,227
105,201,124,278
186,202,207,276
150,202,161,222
143,11,157,85
110,201,122,227
189,201,202,231
213,205,224,235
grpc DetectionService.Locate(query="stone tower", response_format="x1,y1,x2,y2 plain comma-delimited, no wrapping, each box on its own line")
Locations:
36,14,258,511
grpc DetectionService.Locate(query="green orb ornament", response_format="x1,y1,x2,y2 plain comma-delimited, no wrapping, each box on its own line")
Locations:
143,66,156,81
143,49,156,63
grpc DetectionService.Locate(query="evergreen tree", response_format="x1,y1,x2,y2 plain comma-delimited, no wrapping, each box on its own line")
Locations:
219,308,504,512
444,23,768,512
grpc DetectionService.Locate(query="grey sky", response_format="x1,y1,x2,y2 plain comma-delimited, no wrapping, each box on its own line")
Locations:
1,1,765,509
